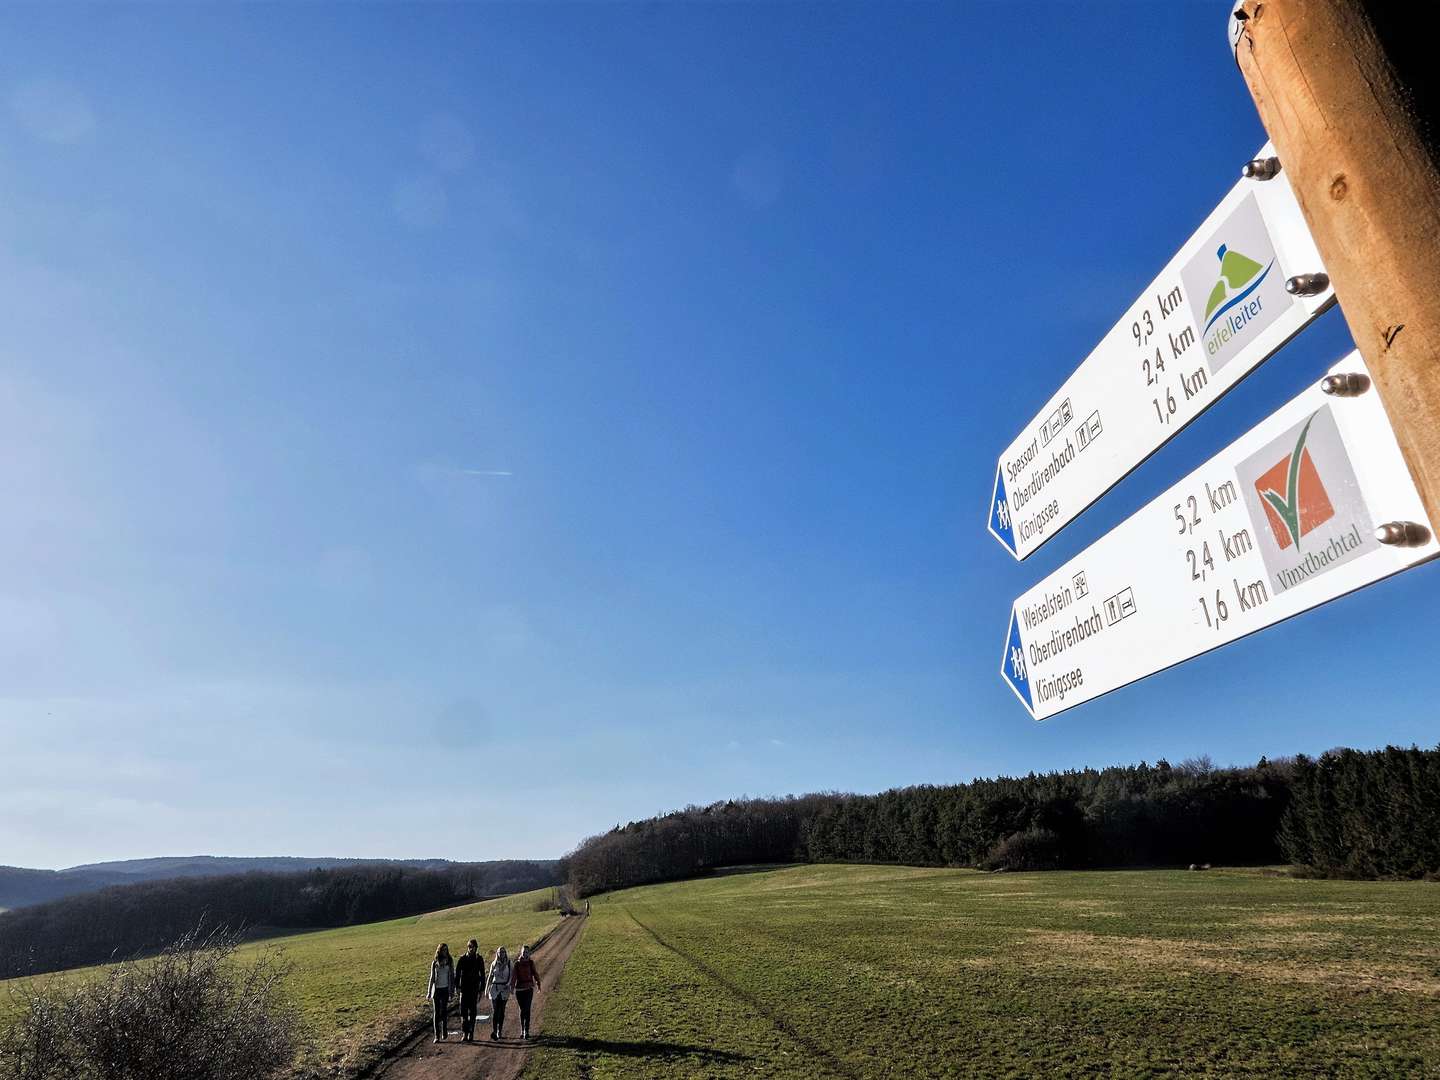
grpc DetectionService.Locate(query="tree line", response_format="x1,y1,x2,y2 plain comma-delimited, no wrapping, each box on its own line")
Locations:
0,860,559,979
1277,746,1440,877
563,746,1440,896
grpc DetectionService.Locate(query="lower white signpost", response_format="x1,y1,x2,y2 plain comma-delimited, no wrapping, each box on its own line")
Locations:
1001,351,1438,720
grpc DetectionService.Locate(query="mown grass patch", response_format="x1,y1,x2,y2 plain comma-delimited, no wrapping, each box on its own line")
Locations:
528,865,1440,1078
2,889,559,1077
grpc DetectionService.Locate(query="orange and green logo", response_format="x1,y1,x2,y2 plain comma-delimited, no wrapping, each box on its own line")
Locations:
1202,243,1272,331
1238,405,1370,594
1254,412,1334,551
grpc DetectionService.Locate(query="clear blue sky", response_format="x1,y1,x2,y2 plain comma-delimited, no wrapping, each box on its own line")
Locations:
3,3,1436,870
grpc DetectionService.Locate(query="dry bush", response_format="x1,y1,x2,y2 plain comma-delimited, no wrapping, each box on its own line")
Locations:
0,925,298,1080
982,828,1065,872
534,886,580,915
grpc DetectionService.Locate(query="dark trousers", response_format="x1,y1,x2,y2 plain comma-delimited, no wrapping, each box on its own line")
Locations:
491,995,508,1036
432,988,450,1039
516,988,534,1034
459,989,479,1038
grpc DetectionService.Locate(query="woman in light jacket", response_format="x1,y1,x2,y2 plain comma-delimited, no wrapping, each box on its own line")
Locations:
427,943,456,1043
486,945,514,1040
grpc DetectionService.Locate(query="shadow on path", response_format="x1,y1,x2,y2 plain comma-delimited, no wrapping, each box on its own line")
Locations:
536,1034,750,1064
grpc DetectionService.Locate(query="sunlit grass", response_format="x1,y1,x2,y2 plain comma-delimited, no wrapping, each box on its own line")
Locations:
2,889,560,1077
528,865,1440,1078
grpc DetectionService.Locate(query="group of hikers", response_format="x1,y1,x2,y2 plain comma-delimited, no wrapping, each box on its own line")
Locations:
426,940,542,1043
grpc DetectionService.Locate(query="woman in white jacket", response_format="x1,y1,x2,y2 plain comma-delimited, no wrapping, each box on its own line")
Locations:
426,943,456,1043
486,945,514,1040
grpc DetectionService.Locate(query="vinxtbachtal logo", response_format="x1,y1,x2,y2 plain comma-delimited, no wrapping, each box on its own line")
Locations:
1180,194,1287,375
1236,406,1372,594
1254,412,1333,551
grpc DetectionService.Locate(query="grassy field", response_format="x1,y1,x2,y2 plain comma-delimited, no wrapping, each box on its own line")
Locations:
528,865,1440,1078
2,889,560,1077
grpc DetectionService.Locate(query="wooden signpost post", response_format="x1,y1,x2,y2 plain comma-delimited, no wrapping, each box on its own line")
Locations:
1232,0,1440,529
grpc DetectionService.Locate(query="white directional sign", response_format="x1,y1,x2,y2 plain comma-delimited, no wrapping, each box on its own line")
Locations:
988,142,1333,560
1001,353,1438,720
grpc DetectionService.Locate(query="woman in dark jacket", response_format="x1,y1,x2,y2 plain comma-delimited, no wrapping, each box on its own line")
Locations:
426,943,456,1043
454,939,486,1042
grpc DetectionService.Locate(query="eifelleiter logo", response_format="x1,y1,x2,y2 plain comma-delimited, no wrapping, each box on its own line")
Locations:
1180,194,1288,376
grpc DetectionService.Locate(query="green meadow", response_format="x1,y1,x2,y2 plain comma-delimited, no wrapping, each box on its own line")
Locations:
528,865,1440,1079
2,890,560,1077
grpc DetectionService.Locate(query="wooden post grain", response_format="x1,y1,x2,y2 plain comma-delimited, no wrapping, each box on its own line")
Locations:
1233,0,1440,523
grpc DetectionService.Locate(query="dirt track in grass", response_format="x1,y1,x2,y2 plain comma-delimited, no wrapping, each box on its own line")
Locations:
371,914,586,1080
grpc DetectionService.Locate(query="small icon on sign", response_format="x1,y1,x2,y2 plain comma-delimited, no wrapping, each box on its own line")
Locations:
1103,587,1138,626
1009,645,1028,682
1072,571,1089,599
995,499,1010,530
1039,398,1073,447
1077,410,1103,452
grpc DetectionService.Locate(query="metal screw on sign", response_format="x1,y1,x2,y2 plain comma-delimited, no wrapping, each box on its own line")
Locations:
1241,157,1280,180
1375,521,1430,547
1229,8,1248,51
1285,273,1330,296
1320,372,1371,397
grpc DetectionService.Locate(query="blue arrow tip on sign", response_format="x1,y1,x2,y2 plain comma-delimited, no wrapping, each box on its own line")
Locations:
1000,607,1034,714
987,464,1017,556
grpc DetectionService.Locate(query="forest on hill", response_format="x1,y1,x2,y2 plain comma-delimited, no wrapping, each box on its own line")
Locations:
0,867,119,912
0,855,466,911
563,745,1440,896
0,860,559,979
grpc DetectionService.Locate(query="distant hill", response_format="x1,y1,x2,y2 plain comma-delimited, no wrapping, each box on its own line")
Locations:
0,856,530,911
0,859,565,979
0,867,125,911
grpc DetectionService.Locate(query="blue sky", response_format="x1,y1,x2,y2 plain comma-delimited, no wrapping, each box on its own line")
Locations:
3,3,1436,870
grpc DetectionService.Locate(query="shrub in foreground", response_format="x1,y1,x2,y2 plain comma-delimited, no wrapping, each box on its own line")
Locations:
0,926,297,1080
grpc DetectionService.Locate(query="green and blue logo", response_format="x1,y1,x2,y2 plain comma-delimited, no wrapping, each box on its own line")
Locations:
1202,243,1273,332
1180,194,1286,375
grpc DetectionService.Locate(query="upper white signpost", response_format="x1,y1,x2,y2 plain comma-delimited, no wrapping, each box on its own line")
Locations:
1000,352,1438,720
988,143,1334,560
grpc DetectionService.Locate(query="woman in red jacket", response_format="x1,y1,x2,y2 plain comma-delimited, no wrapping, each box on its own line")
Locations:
512,944,542,1040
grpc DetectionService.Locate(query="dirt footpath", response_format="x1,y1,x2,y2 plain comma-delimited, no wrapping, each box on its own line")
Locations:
372,914,585,1080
